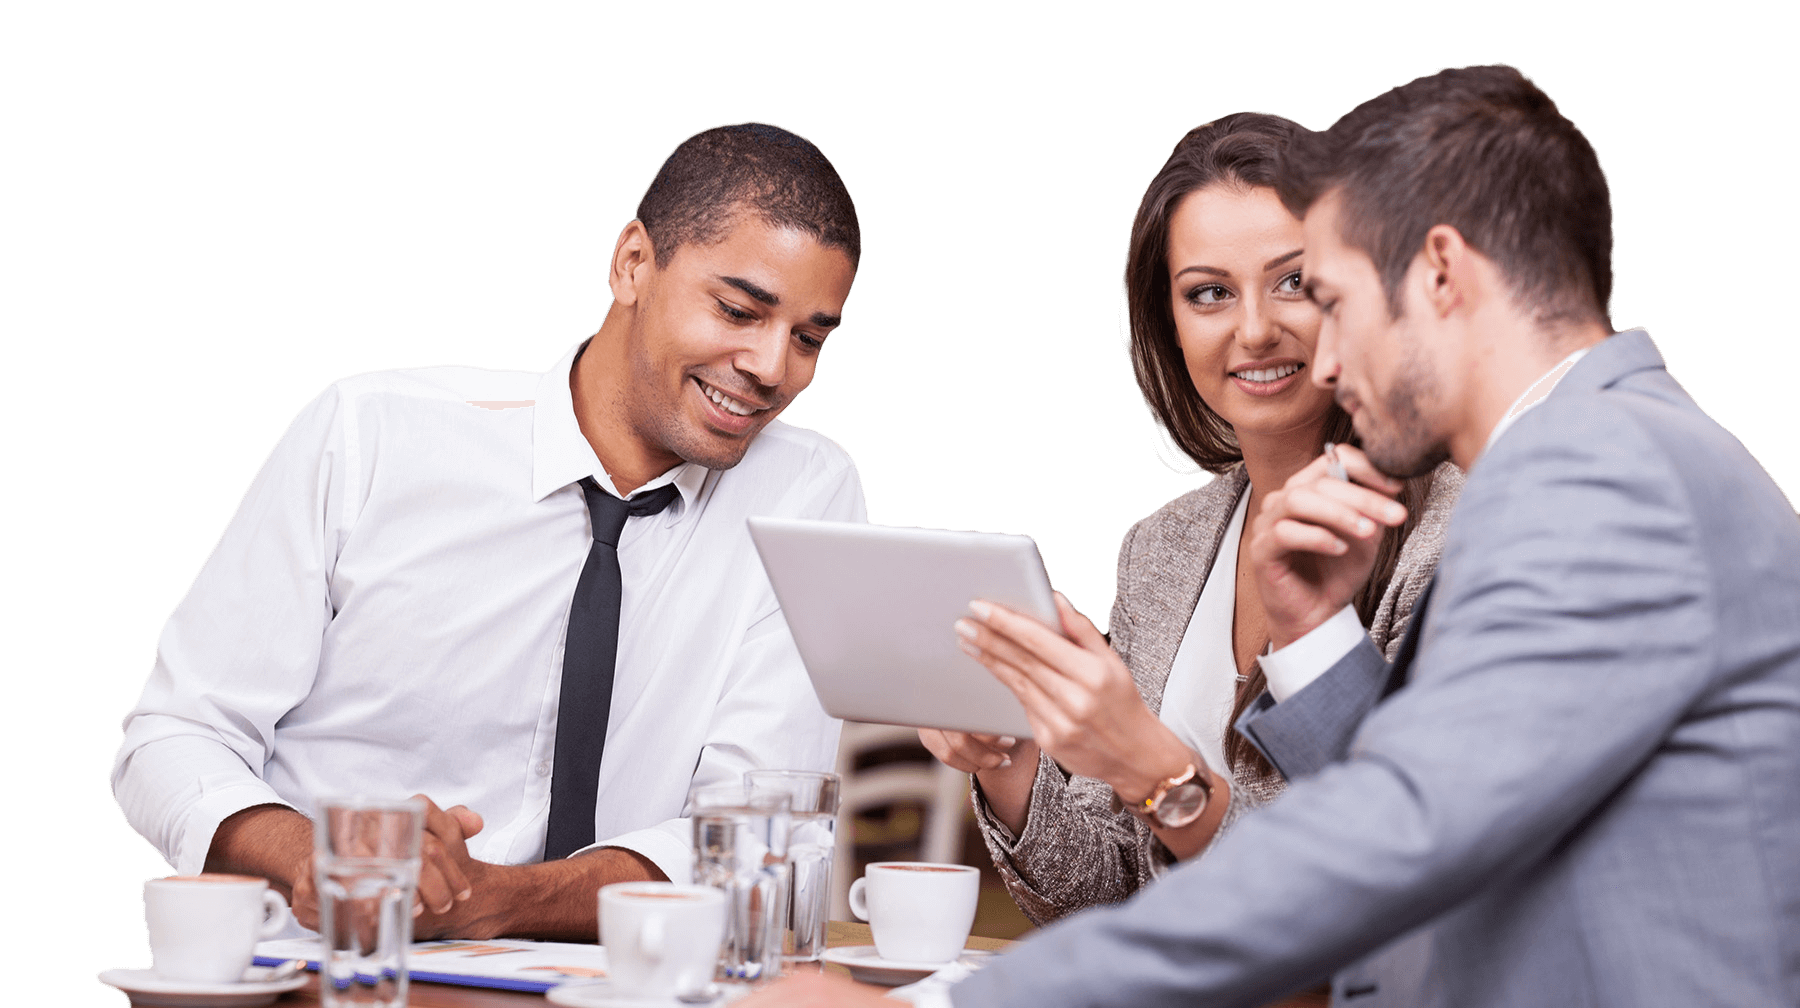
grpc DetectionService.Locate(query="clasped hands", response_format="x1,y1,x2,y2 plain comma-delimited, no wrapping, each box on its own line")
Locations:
290,794,505,940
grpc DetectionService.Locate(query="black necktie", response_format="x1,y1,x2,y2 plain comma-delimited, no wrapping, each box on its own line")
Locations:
542,476,682,860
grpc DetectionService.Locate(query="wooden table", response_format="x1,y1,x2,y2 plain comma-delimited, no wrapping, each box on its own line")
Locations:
267,923,1323,1007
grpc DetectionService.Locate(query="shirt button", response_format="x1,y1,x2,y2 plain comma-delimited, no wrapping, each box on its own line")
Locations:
536,761,552,776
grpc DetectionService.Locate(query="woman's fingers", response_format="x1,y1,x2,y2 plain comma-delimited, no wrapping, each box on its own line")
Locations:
1053,592,1108,650
957,615,1094,714
965,634,1077,743
918,728,1013,772
965,600,1111,692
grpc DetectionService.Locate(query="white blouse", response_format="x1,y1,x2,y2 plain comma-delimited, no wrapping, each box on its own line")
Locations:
1156,489,1251,777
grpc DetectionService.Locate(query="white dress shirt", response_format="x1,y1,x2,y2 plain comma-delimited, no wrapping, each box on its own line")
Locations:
113,340,864,885
1156,491,1250,776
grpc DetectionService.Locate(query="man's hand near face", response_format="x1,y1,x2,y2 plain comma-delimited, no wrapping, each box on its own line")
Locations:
1248,443,1410,649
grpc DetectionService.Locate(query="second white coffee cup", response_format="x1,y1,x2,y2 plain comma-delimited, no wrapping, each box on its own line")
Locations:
144,874,292,984
599,882,726,999
848,861,979,963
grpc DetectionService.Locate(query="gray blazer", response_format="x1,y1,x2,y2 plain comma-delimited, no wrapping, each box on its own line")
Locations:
973,460,1464,925
951,331,1800,1008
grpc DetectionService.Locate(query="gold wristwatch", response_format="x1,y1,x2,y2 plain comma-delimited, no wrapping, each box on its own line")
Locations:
1119,763,1212,828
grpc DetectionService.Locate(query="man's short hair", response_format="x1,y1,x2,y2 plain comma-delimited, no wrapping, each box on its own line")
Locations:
1277,65,1611,327
636,123,860,268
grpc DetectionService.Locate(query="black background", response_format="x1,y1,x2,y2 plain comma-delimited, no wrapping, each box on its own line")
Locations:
87,57,1785,972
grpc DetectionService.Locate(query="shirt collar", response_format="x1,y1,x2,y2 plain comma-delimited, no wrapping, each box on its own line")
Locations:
531,339,707,509
1481,345,1593,456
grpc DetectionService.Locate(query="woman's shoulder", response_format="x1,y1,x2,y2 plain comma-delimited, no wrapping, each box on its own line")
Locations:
1371,460,1464,654
1397,460,1464,573
1120,466,1248,562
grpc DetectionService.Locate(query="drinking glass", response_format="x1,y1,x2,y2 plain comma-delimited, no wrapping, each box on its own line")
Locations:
689,782,791,983
743,770,840,963
314,796,425,1008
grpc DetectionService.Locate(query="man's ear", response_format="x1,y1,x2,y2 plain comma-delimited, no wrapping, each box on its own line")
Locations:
1417,223,1474,319
609,220,657,307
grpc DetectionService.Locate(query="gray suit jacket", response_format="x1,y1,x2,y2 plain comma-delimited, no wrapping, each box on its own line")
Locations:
973,463,1462,925
951,331,1800,1007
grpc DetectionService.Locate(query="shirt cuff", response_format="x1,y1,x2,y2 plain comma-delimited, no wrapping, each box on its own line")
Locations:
575,822,694,886
1259,604,1366,703
177,781,301,878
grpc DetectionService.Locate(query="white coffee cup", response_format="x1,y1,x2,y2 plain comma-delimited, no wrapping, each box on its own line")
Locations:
848,861,979,963
599,882,727,999
144,874,292,984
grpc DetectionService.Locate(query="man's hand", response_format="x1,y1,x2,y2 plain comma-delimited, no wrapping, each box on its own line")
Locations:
414,838,665,941
411,794,484,923
1248,443,1408,649
211,794,666,940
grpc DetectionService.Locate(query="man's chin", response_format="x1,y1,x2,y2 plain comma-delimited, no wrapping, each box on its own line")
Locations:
669,427,761,472
1364,437,1449,479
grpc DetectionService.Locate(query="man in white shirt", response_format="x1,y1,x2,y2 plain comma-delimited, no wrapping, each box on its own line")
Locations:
114,123,865,940
747,66,1800,1008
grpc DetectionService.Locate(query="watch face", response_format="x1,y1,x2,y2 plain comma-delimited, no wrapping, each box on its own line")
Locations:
1152,782,1208,828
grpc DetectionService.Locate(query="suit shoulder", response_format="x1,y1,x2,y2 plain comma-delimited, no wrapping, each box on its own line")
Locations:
1477,368,1790,534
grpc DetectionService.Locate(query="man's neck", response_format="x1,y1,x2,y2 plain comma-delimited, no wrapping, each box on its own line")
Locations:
1449,317,1611,468
570,312,681,496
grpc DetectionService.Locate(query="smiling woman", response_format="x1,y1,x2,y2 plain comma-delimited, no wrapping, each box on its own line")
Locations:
918,113,1463,926
1163,184,1337,460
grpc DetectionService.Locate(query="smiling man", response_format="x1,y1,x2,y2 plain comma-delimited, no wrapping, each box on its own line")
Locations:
113,124,864,940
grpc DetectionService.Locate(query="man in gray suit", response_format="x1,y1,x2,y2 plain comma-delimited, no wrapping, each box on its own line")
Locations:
745,65,1800,1008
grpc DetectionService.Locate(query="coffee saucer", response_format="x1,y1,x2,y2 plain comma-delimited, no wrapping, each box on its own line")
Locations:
546,978,749,1007
97,966,309,1007
821,946,992,987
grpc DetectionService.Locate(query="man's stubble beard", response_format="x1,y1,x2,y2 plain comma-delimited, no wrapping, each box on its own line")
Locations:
629,392,758,473
1351,340,1450,479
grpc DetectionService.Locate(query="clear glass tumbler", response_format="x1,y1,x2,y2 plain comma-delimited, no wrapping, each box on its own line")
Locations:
314,796,425,1008
743,770,840,963
689,783,791,984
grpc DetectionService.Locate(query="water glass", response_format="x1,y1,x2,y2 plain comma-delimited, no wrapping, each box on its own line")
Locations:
689,782,791,983
744,770,839,963
314,796,425,1008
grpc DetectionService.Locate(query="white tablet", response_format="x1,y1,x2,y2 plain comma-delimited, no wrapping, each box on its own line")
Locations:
747,516,1060,738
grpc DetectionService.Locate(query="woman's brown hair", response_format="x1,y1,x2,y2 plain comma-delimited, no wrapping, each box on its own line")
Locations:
1123,114,1432,780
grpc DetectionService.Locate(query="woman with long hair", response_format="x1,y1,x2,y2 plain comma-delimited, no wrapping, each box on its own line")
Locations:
921,113,1462,923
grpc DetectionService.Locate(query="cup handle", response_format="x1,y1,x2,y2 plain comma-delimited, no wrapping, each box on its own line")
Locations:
258,889,293,940
639,914,665,962
848,877,869,922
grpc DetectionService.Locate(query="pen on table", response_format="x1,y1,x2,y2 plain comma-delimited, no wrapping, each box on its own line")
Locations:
1324,442,1349,482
